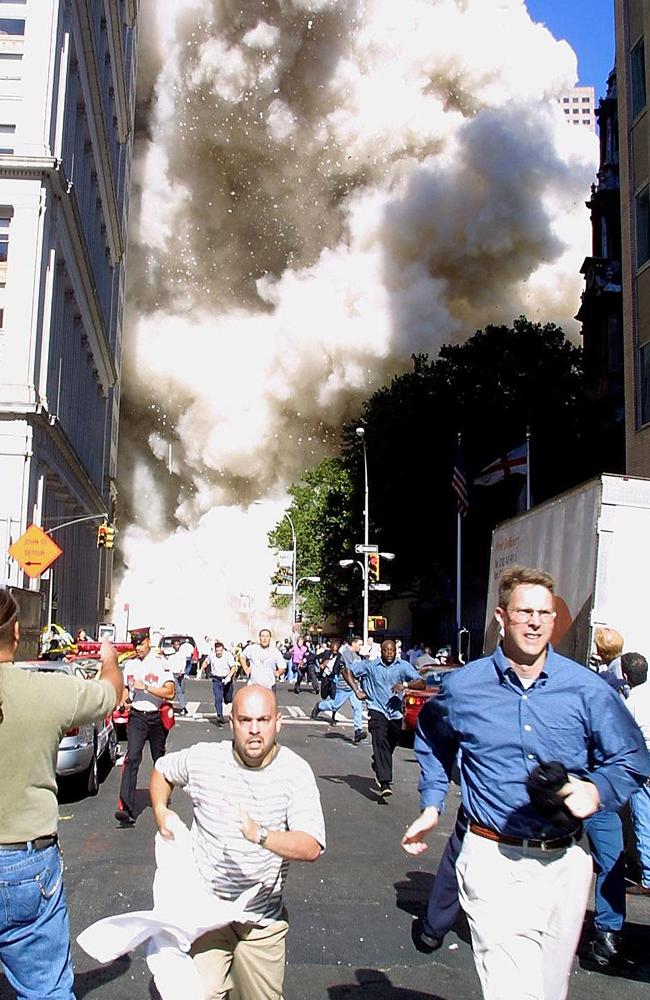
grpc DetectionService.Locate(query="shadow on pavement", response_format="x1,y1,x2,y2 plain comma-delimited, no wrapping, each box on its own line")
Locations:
328,968,446,999
74,957,132,998
320,773,381,803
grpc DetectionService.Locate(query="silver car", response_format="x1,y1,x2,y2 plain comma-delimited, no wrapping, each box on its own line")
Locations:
17,659,119,795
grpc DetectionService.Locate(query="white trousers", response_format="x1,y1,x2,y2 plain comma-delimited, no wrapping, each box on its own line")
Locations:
456,830,593,1000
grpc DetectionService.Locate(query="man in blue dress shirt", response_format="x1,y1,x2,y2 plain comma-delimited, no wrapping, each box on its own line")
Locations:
402,565,649,1000
343,638,424,798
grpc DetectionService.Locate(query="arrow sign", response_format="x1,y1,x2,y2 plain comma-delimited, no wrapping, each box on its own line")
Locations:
369,583,391,591
8,524,62,579
355,543,378,554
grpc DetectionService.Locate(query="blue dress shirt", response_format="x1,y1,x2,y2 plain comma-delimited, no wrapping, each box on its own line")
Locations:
415,643,650,839
351,658,421,719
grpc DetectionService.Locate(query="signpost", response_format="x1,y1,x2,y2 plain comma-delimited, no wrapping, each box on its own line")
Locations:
8,524,62,579
369,582,391,591
355,543,378,554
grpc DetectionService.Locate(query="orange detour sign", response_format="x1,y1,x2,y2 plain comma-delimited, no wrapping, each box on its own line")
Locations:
9,524,62,579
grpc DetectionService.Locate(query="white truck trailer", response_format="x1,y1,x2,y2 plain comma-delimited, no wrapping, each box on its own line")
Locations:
484,474,650,665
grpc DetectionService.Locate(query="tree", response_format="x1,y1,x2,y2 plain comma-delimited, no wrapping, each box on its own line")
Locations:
268,457,356,627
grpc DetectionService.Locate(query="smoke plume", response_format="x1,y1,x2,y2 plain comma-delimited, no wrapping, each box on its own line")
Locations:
116,0,597,638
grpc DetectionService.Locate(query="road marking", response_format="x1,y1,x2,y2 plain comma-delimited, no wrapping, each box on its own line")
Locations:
286,705,307,718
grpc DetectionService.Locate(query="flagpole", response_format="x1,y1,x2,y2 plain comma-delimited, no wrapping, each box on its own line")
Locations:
456,433,462,649
526,427,531,511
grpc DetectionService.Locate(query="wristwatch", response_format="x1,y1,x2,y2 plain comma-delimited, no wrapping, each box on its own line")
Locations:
144,681,151,692
256,825,269,847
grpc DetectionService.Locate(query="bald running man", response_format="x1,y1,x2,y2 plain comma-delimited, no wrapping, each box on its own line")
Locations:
151,685,325,1000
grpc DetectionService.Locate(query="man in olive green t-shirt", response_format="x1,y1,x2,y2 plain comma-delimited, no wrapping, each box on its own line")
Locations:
0,588,123,999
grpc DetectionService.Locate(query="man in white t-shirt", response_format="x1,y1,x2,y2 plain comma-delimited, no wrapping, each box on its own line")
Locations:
209,640,237,724
115,627,176,827
239,628,286,690
151,684,325,1000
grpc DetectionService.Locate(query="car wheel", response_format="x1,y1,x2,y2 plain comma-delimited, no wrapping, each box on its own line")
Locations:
398,728,414,749
86,745,99,796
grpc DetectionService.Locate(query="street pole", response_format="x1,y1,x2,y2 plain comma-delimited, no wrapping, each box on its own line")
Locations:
285,511,297,636
357,428,370,646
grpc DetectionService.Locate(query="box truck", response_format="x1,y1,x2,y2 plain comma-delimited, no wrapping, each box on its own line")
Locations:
484,474,650,665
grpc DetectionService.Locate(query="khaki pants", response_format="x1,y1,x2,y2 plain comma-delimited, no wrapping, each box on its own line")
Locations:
456,831,592,1000
191,915,288,1000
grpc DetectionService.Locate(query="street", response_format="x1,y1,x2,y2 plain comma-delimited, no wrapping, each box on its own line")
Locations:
3,677,650,1000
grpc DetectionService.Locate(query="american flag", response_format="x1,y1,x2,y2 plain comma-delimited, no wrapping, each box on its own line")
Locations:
452,447,469,516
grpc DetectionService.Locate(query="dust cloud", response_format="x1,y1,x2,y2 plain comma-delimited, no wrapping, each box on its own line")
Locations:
115,0,598,638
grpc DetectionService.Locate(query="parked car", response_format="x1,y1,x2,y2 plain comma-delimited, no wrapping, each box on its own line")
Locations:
159,635,199,675
400,667,460,746
17,659,119,794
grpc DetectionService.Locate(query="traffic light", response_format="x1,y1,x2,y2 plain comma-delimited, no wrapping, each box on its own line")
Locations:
368,553,380,584
104,524,116,549
368,615,388,631
96,523,108,548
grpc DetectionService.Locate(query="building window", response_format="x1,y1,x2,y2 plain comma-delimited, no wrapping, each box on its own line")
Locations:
640,343,650,425
631,38,647,119
636,185,650,268
563,97,570,103
0,18,24,35
582,97,591,103
0,52,21,79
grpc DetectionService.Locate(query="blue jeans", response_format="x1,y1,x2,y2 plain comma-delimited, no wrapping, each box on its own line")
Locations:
584,809,625,932
211,677,233,718
317,684,364,730
0,842,74,999
629,784,650,887
174,673,186,710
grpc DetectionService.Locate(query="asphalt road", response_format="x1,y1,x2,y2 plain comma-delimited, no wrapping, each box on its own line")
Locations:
3,678,650,1000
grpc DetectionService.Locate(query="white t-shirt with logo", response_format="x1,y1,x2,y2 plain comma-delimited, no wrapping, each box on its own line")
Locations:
124,650,175,712
243,643,286,688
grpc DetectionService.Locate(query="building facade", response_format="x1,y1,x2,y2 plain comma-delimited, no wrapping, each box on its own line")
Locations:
0,0,138,632
615,0,650,475
558,85,596,130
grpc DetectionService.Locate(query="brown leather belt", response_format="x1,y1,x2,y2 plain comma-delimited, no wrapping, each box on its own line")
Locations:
0,834,58,852
469,821,581,851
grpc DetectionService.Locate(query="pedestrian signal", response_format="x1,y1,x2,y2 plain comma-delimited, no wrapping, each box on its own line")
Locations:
368,615,387,631
368,553,380,584
97,523,108,548
104,524,116,549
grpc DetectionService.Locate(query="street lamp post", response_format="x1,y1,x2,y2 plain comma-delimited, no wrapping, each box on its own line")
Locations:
356,427,370,645
340,552,394,646
283,511,297,635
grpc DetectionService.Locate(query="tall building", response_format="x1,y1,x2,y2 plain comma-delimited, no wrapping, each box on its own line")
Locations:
558,85,596,130
0,1,138,632
615,0,650,475
576,69,625,472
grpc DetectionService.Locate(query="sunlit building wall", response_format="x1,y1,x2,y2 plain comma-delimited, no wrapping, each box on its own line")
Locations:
615,0,650,476
0,0,138,631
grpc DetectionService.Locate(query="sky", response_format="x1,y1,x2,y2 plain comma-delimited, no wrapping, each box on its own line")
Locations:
526,0,615,100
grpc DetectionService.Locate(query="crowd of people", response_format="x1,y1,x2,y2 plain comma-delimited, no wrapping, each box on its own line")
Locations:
3,562,650,1000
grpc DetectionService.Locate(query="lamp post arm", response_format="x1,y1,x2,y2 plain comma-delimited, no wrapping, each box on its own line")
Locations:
46,513,109,535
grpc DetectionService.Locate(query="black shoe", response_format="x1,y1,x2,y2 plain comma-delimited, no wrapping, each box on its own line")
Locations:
115,808,135,826
411,916,444,954
310,703,322,720
353,729,368,743
379,782,393,799
294,684,300,693
178,708,188,716
589,930,624,968
329,713,337,726
216,716,225,725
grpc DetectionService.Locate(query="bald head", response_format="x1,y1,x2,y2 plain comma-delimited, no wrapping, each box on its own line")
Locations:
230,684,282,767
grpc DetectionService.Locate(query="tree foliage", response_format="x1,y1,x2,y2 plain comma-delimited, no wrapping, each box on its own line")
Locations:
270,318,623,636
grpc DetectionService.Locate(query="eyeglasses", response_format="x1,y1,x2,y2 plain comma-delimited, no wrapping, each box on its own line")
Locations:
507,607,557,624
